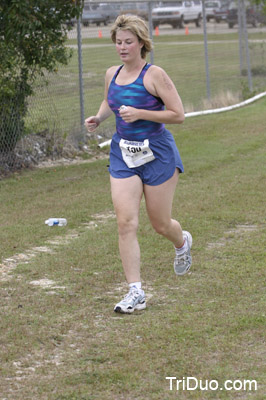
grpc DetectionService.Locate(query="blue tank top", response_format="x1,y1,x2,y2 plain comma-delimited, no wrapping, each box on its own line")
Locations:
107,63,165,140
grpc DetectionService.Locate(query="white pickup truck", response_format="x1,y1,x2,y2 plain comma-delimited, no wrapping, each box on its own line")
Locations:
152,1,202,29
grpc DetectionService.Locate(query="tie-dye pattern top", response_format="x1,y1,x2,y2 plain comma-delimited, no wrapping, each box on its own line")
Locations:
107,63,165,141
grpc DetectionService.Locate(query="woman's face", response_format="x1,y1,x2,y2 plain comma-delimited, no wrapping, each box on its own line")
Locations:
115,29,143,62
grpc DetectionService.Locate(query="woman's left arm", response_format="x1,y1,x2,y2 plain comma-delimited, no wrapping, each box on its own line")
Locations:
119,66,185,124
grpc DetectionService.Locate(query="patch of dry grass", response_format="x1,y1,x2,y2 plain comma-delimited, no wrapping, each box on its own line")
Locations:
202,90,241,110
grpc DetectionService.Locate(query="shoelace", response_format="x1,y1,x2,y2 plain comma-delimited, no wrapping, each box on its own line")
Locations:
175,252,190,262
123,289,140,301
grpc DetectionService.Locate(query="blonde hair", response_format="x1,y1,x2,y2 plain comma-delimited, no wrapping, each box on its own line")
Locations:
110,15,153,59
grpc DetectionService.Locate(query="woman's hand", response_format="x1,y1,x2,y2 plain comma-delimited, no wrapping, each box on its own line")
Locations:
84,116,100,132
119,106,139,123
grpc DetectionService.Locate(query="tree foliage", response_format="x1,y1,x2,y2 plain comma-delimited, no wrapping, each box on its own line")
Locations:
0,0,83,152
253,0,266,15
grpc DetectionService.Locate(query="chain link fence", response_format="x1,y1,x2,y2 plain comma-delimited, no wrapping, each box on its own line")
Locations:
1,0,266,175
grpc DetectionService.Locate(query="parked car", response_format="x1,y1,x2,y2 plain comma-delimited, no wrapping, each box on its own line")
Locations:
204,1,221,21
81,4,109,27
213,4,229,22
98,3,120,22
119,2,149,20
227,0,258,28
152,1,202,29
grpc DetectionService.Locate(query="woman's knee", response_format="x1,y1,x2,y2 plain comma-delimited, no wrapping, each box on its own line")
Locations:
117,216,138,237
151,220,171,236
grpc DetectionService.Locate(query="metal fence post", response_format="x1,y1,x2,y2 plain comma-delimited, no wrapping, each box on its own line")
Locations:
202,1,211,100
237,0,244,74
241,0,253,91
148,1,154,64
77,17,85,134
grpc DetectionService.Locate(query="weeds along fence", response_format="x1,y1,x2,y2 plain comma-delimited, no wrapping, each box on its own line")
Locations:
1,0,266,174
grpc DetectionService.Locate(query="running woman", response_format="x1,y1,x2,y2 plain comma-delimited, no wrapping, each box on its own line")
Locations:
85,15,192,314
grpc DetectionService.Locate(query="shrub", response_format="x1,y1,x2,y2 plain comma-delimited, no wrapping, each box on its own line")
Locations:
0,0,83,153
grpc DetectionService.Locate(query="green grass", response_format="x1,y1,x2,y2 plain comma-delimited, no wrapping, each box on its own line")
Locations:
1,98,265,399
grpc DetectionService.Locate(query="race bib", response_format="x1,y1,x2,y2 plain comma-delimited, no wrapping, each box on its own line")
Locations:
119,139,155,168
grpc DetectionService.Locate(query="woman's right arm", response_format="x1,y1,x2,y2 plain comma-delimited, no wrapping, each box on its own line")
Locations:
84,66,118,132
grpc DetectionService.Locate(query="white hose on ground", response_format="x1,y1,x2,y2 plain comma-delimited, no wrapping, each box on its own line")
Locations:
98,91,266,148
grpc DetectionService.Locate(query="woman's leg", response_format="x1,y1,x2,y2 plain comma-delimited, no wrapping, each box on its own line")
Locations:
110,175,144,284
144,169,184,247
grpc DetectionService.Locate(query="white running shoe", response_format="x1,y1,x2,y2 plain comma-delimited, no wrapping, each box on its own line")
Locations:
114,287,146,314
174,231,193,275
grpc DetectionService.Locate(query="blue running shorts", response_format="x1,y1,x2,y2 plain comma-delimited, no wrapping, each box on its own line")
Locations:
109,129,184,186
